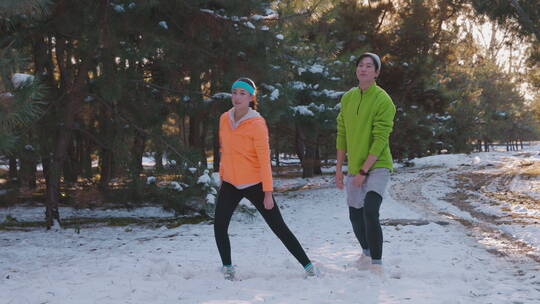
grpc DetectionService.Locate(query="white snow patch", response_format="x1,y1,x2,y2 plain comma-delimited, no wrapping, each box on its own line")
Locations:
290,81,307,90
212,92,231,99
308,63,324,74
197,170,212,186
113,4,125,13
244,21,256,29
11,73,34,88
169,181,183,191
159,21,168,29
290,105,314,116
269,89,279,101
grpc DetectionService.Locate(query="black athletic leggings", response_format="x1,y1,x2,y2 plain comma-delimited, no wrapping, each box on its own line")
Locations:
349,191,383,260
214,181,311,267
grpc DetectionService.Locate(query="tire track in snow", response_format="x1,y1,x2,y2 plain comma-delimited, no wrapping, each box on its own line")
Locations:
390,167,540,264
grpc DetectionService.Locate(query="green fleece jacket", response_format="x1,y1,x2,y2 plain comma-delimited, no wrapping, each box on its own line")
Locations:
336,83,396,174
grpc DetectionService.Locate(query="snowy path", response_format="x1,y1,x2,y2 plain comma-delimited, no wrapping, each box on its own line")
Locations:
2,147,540,303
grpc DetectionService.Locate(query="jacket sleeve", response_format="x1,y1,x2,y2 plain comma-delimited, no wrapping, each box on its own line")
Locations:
253,119,273,192
336,98,347,150
369,96,396,157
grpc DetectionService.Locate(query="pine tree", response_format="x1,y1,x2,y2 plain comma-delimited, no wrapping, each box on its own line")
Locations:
0,1,48,164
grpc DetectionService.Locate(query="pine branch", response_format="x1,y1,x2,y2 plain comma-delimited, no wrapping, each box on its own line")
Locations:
508,0,540,41
0,0,51,18
0,130,18,155
94,94,198,166
0,80,46,131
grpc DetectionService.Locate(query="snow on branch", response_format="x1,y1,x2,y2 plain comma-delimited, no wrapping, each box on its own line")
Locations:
11,73,35,88
199,8,279,31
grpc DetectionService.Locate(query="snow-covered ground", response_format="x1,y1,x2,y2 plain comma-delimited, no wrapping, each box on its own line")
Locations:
1,144,540,303
0,206,176,222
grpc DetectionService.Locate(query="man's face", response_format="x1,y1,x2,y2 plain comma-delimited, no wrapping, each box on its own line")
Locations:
356,56,379,84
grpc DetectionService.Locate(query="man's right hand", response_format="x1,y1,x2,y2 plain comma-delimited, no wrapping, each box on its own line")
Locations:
335,171,344,189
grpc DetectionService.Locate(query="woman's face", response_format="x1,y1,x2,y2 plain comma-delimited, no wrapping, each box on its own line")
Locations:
231,87,253,110
356,56,379,84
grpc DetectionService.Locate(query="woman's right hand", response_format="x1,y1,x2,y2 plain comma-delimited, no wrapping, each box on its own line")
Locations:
263,191,274,210
335,171,344,189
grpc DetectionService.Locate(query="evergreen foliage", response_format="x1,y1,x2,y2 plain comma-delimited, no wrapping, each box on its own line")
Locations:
0,0,538,225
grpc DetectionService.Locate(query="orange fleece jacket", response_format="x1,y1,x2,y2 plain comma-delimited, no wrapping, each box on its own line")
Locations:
219,110,273,191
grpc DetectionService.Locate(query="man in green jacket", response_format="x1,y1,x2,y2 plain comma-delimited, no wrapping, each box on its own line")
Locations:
335,52,396,268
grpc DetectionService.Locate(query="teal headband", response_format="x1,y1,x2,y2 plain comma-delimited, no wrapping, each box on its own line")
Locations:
231,80,255,95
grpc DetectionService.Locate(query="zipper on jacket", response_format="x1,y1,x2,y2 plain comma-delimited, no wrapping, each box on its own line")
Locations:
356,90,363,115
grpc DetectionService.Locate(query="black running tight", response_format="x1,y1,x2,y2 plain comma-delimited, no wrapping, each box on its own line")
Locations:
349,191,383,260
214,182,311,267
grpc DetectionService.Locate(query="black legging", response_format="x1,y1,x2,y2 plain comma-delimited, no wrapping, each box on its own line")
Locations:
349,191,383,260
214,181,311,267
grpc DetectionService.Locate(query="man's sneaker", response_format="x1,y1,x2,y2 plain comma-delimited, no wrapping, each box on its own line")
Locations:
369,263,385,279
348,252,371,270
362,249,371,257
304,263,320,278
221,265,236,281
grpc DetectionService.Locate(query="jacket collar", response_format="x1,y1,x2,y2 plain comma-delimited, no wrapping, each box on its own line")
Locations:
228,107,260,129
357,82,377,94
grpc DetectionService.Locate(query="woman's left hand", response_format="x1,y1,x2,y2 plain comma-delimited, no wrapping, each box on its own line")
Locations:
263,191,274,210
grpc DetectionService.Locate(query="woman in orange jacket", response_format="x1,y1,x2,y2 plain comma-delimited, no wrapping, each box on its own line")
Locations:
214,77,317,280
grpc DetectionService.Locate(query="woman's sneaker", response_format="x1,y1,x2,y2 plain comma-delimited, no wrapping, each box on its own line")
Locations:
221,265,236,281
304,263,320,278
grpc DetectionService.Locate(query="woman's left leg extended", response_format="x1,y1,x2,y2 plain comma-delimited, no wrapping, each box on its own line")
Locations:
243,183,311,267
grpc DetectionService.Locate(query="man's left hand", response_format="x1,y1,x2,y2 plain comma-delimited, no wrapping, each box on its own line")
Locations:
352,174,366,187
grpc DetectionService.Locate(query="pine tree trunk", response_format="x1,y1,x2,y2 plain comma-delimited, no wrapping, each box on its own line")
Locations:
45,32,95,229
63,139,78,183
314,137,322,175
19,148,37,189
274,127,280,168
44,0,110,229
200,118,209,168
45,87,88,228
212,123,220,172
41,153,50,187
154,151,164,172
131,131,146,177
189,111,208,167
128,131,146,200
295,123,314,178
295,123,305,164
81,136,93,179
98,103,115,190
302,146,315,178
8,156,18,182
99,148,113,190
